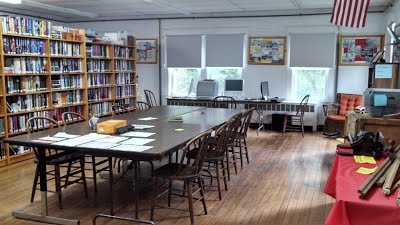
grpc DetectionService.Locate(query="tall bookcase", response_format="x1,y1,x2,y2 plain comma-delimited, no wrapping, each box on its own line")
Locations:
0,16,137,167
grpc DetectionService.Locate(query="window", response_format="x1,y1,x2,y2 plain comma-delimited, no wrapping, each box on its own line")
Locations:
168,68,201,96
291,68,329,100
207,68,242,95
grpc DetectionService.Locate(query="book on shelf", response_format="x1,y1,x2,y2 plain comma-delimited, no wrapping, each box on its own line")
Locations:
51,74,82,89
0,118,5,135
2,16,51,37
88,88,111,102
114,46,133,58
50,40,81,57
88,73,111,87
86,44,110,58
8,110,52,133
7,93,48,113
87,59,110,72
4,57,47,74
115,86,134,98
52,90,83,107
50,59,82,73
115,73,134,85
53,106,84,123
3,37,46,55
114,60,133,71
7,76,47,94
90,102,113,116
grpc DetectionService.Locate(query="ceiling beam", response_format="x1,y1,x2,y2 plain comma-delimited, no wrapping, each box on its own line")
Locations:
384,0,399,12
290,0,304,11
143,0,191,15
23,0,98,18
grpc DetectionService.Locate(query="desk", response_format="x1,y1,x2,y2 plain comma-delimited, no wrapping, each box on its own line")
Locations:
166,97,318,131
324,148,400,225
4,106,241,225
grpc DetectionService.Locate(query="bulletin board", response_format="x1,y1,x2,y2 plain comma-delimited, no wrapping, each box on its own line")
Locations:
248,36,286,65
339,35,384,66
136,38,158,64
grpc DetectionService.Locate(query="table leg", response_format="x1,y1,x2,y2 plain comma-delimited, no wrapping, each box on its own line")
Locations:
108,157,114,215
12,147,79,225
133,160,139,219
256,107,264,136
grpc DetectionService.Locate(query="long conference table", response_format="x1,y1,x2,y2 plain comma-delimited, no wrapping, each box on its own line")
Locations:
4,106,243,225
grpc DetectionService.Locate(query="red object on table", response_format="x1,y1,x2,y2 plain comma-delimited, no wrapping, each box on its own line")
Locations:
324,148,400,225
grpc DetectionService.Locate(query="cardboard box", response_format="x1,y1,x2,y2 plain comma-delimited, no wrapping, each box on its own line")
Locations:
97,120,127,134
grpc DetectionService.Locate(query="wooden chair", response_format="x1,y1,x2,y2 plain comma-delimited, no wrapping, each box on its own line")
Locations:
137,101,150,111
144,89,157,107
231,107,255,169
282,95,310,138
151,130,211,225
224,112,243,180
111,105,128,115
28,116,87,209
213,96,237,109
62,112,110,193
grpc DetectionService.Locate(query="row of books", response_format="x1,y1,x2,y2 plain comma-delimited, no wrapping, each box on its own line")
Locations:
0,119,4,136
2,16,52,37
87,59,110,72
50,59,82,73
51,75,83,89
114,46,133,58
115,99,134,108
3,37,46,55
115,86,134,98
88,74,111,87
90,102,113,116
8,110,52,133
86,45,110,58
4,57,47,74
50,41,81,57
115,73,135,85
88,88,111,101
53,106,83,123
6,76,47,94
114,60,133,71
52,91,83,107
7,94,49,113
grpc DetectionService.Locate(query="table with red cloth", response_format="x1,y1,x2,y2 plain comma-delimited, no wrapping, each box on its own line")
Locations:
324,148,400,225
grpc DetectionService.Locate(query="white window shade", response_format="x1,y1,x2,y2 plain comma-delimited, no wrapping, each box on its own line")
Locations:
166,35,202,68
205,34,244,67
289,33,336,68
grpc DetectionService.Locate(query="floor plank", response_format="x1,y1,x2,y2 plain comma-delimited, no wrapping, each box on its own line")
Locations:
0,130,337,225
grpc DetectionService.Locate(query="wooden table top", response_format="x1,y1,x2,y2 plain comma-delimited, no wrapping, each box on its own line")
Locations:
4,106,242,161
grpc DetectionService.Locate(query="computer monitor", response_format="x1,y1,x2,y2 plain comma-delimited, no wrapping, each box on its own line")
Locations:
224,79,244,97
261,81,269,99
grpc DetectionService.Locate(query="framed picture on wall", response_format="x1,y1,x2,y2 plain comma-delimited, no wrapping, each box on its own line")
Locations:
248,36,286,65
339,35,384,66
136,38,158,64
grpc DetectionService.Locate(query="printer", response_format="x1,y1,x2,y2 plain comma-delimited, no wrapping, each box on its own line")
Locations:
364,88,400,117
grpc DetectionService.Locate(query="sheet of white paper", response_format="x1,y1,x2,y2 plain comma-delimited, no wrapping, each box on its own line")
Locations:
138,117,158,121
53,132,80,139
52,133,110,147
39,136,66,142
120,132,155,137
132,124,155,129
96,136,128,143
120,138,155,146
78,142,117,149
109,145,153,152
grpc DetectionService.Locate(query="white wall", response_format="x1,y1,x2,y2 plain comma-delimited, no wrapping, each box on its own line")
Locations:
69,13,386,109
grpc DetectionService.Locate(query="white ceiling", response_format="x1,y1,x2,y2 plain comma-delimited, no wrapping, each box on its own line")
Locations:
0,0,395,22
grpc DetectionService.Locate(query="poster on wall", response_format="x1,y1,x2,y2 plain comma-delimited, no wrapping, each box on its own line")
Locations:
339,35,383,65
248,36,286,65
136,38,158,64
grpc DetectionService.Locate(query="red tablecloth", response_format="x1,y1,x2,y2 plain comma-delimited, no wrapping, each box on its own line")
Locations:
324,148,400,225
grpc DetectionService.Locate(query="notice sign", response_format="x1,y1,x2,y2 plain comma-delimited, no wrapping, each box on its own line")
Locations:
375,64,393,79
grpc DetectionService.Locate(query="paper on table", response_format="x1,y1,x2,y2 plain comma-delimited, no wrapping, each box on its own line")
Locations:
120,138,155,145
39,136,66,142
109,145,153,152
132,124,155,129
354,155,377,164
96,136,128,143
78,142,117,149
120,132,155,137
356,166,378,175
53,132,80,139
138,117,158,121
52,133,110,147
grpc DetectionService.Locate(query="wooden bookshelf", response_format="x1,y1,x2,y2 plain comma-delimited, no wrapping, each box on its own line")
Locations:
0,16,137,167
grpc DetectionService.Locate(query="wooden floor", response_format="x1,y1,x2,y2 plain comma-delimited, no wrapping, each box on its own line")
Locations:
0,130,337,225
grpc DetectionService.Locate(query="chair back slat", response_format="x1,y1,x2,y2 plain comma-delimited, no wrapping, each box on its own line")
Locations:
239,107,255,136
137,101,151,111
297,95,310,116
144,90,157,107
26,116,60,158
62,112,86,125
213,96,237,109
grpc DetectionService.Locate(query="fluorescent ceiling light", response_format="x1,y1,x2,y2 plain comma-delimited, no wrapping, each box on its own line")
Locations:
0,0,22,4
23,0,98,18
144,0,191,15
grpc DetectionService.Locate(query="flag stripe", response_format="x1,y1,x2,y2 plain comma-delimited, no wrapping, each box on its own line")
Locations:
330,0,338,23
340,0,348,26
331,0,368,28
350,0,359,28
362,0,370,27
345,0,353,27
335,0,342,25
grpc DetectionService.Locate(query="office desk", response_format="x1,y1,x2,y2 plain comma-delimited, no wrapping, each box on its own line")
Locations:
324,148,400,225
4,106,241,225
166,97,318,131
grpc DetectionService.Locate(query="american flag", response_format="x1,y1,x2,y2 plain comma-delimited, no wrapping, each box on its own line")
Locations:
330,0,370,28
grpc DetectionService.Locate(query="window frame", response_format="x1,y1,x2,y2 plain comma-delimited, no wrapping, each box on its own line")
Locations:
291,67,330,101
